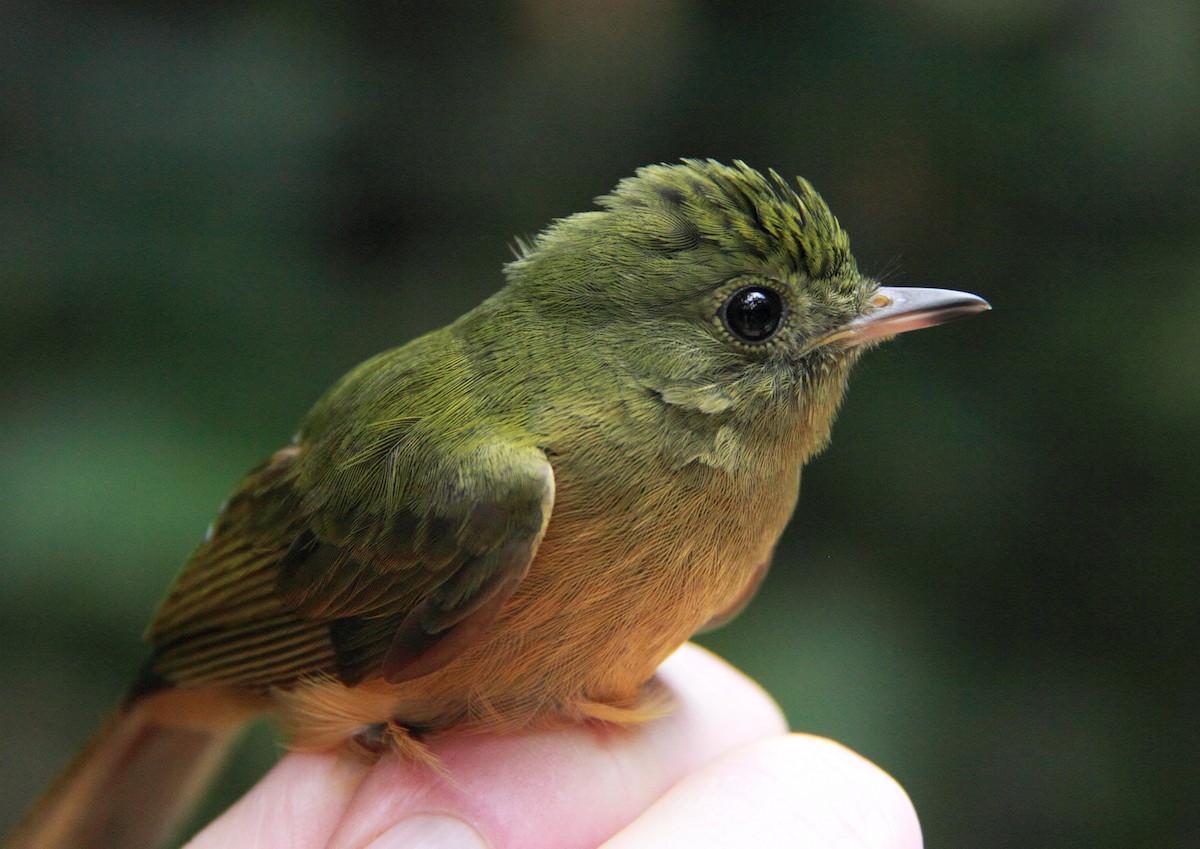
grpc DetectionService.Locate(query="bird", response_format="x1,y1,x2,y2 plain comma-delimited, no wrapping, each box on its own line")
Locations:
4,159,988,849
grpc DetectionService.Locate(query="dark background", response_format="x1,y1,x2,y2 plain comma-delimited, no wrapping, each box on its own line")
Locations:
2,2,1195,847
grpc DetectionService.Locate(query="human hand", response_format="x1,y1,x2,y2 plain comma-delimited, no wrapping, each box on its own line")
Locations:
186,644,920,848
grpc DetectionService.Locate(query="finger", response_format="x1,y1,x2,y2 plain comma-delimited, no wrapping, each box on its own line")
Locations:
600,734,923,849
328,643,787,849
183,749,371,849
189,643,785,848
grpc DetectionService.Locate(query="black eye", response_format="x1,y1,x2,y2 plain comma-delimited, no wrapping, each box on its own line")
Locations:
721,285,784,343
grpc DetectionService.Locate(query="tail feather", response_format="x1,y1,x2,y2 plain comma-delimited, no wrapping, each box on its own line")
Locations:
4,701,239,849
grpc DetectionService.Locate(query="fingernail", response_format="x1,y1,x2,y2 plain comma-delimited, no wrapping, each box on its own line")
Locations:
365,814,489,848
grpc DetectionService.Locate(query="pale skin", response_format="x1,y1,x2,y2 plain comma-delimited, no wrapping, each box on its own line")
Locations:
186,645,921,849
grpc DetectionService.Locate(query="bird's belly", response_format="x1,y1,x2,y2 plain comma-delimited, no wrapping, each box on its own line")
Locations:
281,462,799,746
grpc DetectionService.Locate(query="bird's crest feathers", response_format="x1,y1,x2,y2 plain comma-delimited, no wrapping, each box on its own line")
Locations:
511,159,853,281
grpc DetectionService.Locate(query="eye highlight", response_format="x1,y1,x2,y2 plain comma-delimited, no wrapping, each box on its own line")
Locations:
720,285,785,344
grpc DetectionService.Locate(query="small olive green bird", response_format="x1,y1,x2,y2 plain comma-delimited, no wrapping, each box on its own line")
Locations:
6,159,988,849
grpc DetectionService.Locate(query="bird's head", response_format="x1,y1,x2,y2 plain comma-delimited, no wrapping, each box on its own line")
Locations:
506,159,987,459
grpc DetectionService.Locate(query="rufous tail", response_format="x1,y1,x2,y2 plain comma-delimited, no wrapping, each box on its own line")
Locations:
3,698,241,849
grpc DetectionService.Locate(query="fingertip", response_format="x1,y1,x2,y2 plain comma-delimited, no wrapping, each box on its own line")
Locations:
601,733,922,849
656,643,789,739
775,735,922,849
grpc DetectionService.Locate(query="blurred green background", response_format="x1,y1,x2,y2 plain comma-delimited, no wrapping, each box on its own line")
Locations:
2,1,1196,847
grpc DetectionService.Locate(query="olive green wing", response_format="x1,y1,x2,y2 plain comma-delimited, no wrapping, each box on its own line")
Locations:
277,437,555,685
143,445,328,690
144,437,555,691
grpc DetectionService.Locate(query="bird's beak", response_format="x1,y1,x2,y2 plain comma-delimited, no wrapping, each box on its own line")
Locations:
822,286,991,348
